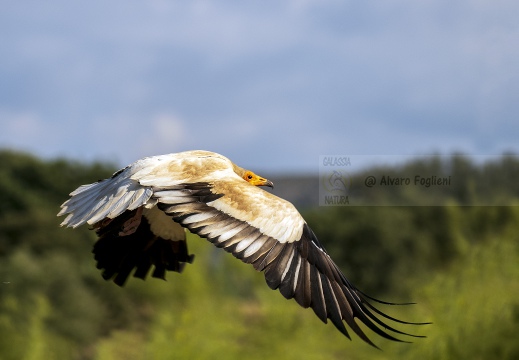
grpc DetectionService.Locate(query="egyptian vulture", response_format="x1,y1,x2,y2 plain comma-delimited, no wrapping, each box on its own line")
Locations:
58,150,426,347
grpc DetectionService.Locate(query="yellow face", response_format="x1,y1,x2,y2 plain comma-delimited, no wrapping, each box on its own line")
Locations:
242,170,274,188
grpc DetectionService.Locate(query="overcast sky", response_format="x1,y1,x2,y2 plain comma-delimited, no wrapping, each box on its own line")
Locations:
1,0,518,172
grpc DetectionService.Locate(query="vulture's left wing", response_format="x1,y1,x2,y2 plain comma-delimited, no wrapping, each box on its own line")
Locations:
148,180,427,348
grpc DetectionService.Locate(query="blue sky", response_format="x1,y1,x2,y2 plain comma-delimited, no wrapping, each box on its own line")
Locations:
1,0,518,172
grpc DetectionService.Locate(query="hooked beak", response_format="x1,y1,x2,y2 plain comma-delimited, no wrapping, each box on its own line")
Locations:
262,179,274,189
245,170,274,188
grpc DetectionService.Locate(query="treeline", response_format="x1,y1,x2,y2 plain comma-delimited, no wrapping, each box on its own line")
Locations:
0,149,518,359
347,154,519,206
0,150,147,358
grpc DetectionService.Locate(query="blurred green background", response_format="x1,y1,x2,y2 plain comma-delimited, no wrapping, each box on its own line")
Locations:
1,149,518,360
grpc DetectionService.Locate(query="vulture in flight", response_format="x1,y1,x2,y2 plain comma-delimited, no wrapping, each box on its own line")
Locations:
58,150,426,347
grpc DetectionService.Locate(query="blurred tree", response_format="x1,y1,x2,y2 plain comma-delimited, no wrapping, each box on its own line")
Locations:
0,149,518,359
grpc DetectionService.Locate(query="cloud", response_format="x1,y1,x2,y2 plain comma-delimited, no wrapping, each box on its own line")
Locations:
145,113,188,154
1,1,518,171
0,110,54,155
68,112,190,165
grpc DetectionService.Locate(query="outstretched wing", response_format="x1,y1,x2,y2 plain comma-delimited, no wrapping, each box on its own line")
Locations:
149,181,426,347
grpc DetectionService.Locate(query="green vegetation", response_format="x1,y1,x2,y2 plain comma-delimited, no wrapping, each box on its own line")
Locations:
0,149,518,359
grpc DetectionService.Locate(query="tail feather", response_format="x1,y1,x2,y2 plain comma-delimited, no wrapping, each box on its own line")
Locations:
93,209,194,286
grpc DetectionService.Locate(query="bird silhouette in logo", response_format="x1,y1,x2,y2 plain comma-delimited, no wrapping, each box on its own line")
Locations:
325,170,350,193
